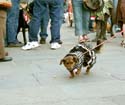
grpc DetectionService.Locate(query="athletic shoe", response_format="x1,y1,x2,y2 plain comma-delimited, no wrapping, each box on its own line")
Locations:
51,42,61,50
22,41,40,50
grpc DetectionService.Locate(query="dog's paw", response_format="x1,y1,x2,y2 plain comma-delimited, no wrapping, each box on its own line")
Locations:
121,40,125,48
74,69,78,74
85,72,90,75
69,75,74,78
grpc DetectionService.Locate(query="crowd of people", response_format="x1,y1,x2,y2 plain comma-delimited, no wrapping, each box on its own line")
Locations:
0,0,125,62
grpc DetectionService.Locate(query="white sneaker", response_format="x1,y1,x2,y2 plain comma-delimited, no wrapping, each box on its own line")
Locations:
22,41,40,50
51,42,61,50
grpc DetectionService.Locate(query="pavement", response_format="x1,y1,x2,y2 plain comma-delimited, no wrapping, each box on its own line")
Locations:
0,23,125,105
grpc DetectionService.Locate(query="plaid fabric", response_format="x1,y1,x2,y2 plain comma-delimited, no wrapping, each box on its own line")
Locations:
68,44,96,71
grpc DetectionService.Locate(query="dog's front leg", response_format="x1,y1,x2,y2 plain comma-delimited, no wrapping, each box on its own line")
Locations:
75,68,81,76
69,71,75,78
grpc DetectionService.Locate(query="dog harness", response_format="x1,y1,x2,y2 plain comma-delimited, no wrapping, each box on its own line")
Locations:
67,44,96,71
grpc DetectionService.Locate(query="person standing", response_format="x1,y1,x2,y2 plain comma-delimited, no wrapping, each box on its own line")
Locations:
94,0,113,53
112,0,118,23
111,0,118,36
115,0,125,47
6,0,23,47
0,7,12,62
39,10,49,44
22,0,64,50
72,0,90,43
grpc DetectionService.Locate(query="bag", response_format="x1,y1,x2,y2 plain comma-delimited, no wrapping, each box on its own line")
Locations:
83,0,104,12
0,0,12,8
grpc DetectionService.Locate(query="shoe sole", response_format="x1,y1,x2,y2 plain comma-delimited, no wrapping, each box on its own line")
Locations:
51,46,61,50
22,45,40,50
51,47,61,50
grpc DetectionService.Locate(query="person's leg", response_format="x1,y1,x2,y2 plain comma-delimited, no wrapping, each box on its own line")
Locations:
96,20,101,40
121,24,125,47
72,0,90,42
28,0,47,42
102,14,109,40
6,0,20,44
49,0,63,43
95,20,104,53
0,10,12,62
113,0,118,15
39,7,49,44
122,24,125,39
0,11,6,59
22,0,47,50
60,0,65,26
47,0,64,49
39,16,49,39
111,0,118,36
119,4,125,47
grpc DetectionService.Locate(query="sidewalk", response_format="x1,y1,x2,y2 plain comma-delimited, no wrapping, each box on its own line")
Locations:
0,23,125,105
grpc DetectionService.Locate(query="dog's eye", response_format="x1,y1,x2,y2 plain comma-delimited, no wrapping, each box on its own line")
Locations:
67,62,73,65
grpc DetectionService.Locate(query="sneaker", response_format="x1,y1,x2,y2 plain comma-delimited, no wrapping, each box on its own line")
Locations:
22,41,40,50
51,42,61,50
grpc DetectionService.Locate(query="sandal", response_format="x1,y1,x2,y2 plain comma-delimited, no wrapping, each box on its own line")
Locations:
121,40,125,48
110,34,116,38
78,35,90,43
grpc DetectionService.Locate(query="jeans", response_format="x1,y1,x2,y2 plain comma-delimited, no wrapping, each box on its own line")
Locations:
6,0,20,43
113,0,118,13
39,8,49,39
29,0,63,43
72,0,90,36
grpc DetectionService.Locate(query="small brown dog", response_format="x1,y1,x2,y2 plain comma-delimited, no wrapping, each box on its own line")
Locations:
60,43,96,78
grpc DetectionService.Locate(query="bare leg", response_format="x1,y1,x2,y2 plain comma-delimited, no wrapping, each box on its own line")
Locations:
121,24,125,47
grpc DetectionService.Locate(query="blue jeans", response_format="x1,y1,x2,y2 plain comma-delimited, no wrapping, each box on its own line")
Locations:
6,0,20,43
39,8,49,39
113,0,118,13
72,0,90,36
29,0,63,43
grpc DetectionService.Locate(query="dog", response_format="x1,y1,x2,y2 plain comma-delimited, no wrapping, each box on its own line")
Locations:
60,43,96,78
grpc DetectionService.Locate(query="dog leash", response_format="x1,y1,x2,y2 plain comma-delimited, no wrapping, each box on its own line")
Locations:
82,30,124,55
91,30,124,51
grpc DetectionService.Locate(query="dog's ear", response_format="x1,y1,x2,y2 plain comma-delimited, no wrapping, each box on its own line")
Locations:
73,56,79,63
60,59,65,65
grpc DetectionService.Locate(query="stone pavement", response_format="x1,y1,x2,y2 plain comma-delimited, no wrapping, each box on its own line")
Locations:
0,23,125,105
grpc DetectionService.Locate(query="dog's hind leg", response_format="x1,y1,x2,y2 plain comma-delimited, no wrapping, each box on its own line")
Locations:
85,66,91,74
